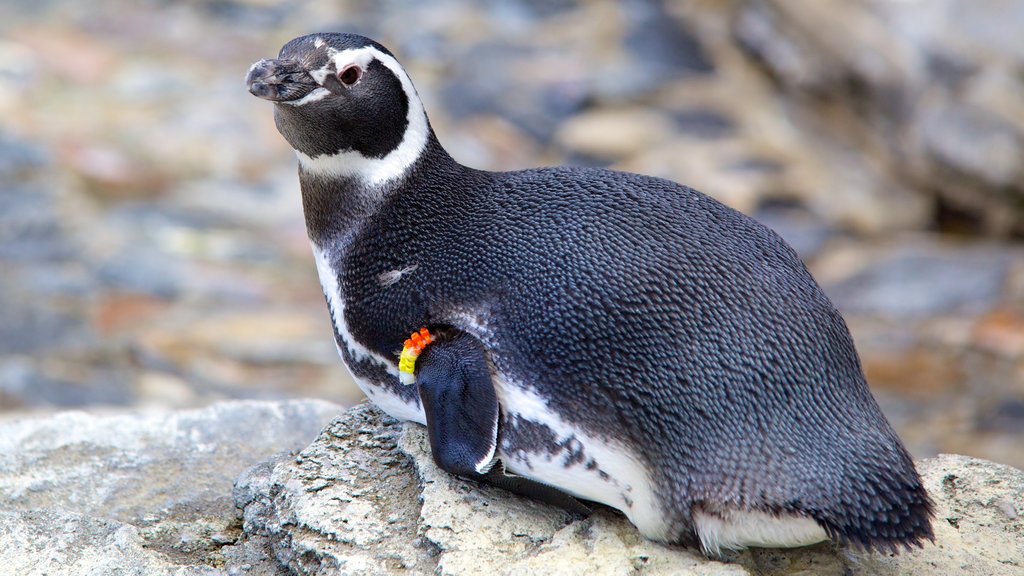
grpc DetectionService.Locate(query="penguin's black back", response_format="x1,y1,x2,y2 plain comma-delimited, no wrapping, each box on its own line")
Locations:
330,140,933,551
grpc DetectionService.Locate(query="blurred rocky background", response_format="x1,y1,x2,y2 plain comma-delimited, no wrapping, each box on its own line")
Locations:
0,0,1021,469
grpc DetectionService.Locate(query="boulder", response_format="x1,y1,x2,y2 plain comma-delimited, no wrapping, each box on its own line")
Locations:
0,399,342,575
236,403,1024,576
2,401,1021,575
730,0,1024,235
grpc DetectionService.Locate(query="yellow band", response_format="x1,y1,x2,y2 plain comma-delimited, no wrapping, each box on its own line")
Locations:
397,327,433,385
399,348,419,375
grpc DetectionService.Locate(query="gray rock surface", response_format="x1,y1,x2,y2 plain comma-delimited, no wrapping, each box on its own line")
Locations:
1,401,1021,575
0,399,342,575
235,403,1024,576
826,241,1016,318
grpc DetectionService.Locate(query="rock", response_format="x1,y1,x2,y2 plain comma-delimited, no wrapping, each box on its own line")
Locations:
824,241,1015,318
401,421,744,576
231,403,438,575
439,39,590,145
752,203,833,261
2,401,1021,574
731,0,1024,235
621,0,713,78
555,107,676,160
0,509,224,576
234,403,741,576
615,0,714,98
234,403,1024,576
0,399,342,575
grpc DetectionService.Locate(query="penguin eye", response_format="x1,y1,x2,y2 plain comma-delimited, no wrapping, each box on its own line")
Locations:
338,64,362,87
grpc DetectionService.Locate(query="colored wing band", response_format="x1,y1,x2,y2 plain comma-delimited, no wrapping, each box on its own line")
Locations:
398,327,433,385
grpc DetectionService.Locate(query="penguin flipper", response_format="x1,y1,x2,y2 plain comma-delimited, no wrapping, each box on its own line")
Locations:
415,331,591,517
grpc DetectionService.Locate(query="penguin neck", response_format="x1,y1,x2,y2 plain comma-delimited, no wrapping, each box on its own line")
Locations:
299,131,460,248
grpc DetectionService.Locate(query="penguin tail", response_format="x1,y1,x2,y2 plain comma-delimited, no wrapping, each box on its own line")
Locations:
816,466,936,554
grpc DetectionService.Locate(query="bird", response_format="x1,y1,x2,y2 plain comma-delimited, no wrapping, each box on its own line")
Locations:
246,32,933,556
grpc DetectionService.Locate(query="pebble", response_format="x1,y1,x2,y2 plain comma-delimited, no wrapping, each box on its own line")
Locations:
826,243,1012,318
555,107,675,159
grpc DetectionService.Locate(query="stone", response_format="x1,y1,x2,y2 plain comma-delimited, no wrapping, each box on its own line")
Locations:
752,203,833,261
730,0,1024,235
233,403,1024,576
555,107,676,160
824,242,1015,318
231,404,438,575
0,509,225,576
2,402,1021,574
0,399,342,574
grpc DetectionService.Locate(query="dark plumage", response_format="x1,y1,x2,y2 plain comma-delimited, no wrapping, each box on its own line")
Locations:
247,32,934,554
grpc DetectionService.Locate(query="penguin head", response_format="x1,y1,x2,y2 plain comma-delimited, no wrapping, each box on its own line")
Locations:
246,33,431,185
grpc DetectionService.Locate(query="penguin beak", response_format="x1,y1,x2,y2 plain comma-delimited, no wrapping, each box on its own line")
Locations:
245,59,319,102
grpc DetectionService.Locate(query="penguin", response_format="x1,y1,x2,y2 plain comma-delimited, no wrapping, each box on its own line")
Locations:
245,32,934,555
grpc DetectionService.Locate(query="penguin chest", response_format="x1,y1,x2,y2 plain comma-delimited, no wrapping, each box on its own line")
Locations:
311,243,427,425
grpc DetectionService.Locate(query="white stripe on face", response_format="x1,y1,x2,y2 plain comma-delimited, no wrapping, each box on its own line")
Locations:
292,46,430,188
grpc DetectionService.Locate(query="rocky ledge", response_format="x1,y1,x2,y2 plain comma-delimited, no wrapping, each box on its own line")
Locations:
1,402,1021,575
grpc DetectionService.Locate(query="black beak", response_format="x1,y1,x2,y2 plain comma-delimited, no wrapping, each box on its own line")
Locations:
245,59,319,102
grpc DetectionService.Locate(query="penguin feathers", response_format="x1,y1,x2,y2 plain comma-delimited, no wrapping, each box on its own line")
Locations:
248,32,935,554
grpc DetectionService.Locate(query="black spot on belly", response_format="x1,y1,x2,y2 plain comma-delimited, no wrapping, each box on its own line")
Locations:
562,437,586,467
621,493,634,509
501,415,620,484
501,415,561,459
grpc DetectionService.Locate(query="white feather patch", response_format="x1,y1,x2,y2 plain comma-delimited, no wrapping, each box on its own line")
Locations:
311,243,395,371
311,245,424,422
492,375,671,542
693,508,828,555
377,264,418,287
284,87,330,106
293,46,429,187
335,342,426,425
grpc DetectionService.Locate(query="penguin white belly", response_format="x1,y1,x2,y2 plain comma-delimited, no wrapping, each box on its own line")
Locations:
332,341,426,425
492,373,828,553
692,508,828,555
491,373,671,542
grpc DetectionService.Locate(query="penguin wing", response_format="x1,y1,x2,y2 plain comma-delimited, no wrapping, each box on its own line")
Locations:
416,330,500,475
415,329,590,516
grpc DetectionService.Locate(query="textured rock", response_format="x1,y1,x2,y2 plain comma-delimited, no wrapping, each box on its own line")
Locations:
0,509,223,576
0,399,342,575
231,405,437,575
235,403,1024,576
2,401,1021,574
